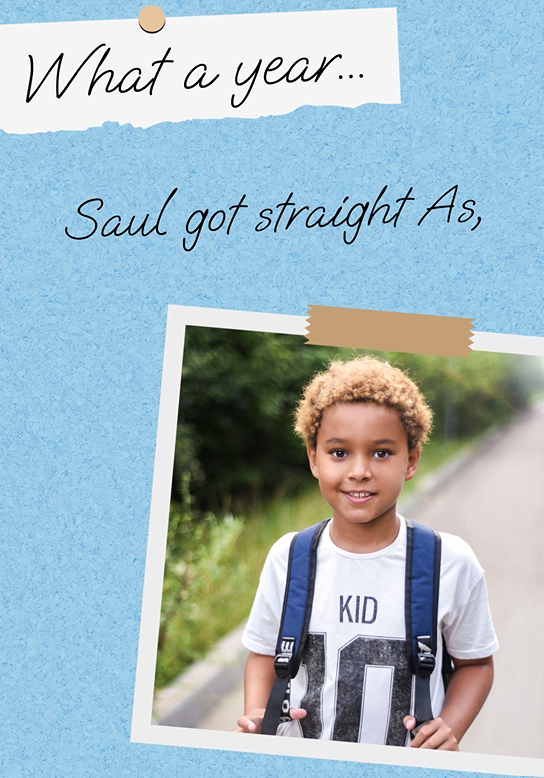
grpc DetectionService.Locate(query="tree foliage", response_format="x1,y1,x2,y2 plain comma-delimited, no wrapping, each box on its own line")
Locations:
172,327,337,513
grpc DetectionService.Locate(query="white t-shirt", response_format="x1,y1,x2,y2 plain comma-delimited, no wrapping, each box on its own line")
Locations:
242,517,498,746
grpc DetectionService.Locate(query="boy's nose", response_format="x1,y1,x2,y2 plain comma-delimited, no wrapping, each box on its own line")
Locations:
349,455,371,480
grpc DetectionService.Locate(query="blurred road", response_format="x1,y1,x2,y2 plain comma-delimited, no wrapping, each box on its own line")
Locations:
413,403,544,759
193,405,544,759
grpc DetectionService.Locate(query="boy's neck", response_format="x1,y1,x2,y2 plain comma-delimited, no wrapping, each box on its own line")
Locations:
329,509,401,554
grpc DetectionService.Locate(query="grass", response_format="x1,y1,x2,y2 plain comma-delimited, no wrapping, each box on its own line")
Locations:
154,435,473,691
154,488,331,690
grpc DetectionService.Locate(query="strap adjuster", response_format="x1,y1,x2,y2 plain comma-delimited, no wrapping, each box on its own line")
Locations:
416,652,436,678
415,636,436,679
274,637,295,679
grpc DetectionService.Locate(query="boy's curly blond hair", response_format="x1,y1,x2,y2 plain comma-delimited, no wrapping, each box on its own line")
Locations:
295,356,433,451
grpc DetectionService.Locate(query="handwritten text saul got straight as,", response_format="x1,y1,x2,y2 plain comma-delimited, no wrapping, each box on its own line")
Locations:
64,187,483,251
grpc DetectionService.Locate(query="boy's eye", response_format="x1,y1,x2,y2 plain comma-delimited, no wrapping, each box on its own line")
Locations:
374,449,391,459
330,449,348,459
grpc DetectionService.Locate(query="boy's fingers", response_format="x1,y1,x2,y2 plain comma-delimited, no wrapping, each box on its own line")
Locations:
408,718,459,750
409,720,438,748
236,715,263,734
419,731,458,750
236,709,305,733
289,708,307,720
403,716,416,731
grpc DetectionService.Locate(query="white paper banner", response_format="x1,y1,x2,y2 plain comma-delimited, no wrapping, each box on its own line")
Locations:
0,8,400,134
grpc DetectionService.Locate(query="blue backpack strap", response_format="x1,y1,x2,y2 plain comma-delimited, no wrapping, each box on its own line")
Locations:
405,519,442,736
261,519,329,736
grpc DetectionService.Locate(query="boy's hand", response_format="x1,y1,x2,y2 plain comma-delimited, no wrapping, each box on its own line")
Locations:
236,707,307,734
403,716,459,750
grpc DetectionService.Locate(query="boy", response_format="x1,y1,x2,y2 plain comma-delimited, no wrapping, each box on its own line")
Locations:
238,356,497,749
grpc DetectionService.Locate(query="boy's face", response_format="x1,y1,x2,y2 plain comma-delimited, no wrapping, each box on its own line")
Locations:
307,402,420,532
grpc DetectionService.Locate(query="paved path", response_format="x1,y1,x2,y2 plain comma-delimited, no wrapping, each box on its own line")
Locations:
194,405,544,759
412,404,544,759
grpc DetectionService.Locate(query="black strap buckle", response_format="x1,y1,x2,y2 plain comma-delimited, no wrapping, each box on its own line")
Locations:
274,637,295,679
416,652,436,678
415,636,436,679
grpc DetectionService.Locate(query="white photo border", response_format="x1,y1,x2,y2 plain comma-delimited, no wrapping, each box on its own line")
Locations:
131,304,544,776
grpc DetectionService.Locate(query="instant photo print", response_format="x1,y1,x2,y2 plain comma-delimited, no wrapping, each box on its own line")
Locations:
133,305,544,775
1,2,543,777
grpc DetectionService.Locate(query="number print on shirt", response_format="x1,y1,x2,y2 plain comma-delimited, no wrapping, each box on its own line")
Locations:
300,634,412,745
333,636,411,745
299,633,326,738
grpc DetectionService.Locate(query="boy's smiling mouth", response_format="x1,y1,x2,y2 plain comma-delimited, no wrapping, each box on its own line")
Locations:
343,490,376,503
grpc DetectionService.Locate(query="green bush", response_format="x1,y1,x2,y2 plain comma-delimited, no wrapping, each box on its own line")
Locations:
155,488,331,689
156,511,247,688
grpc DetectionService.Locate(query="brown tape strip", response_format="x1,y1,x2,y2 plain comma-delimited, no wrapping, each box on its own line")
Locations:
305,306,474,358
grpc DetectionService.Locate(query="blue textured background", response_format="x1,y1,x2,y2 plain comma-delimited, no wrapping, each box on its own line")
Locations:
1,0,542,776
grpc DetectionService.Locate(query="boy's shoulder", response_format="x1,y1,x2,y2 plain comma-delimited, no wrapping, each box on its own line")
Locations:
435,529,485,597
438,529,483,569
260,522,331,583
268,530,298,557
260,530,298,577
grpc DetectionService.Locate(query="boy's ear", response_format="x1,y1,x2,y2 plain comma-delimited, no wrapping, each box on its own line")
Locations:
404,445,421,482
307,445,319,479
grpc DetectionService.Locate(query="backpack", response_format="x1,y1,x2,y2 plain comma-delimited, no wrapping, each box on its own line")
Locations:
261,518,453,739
